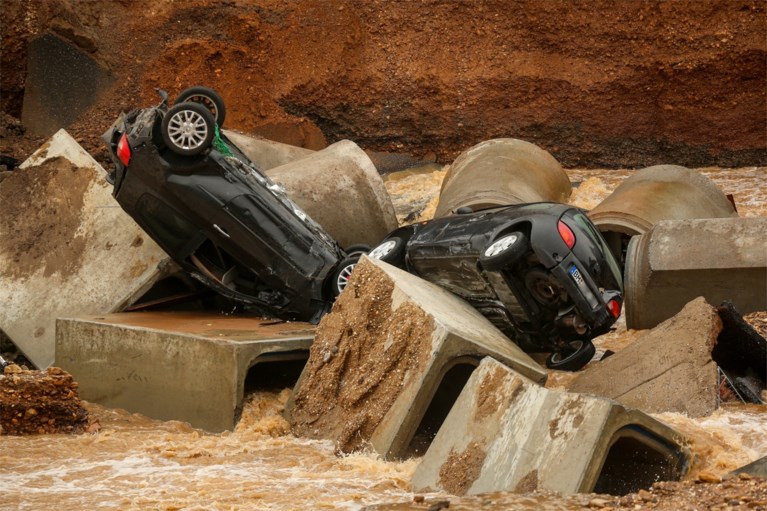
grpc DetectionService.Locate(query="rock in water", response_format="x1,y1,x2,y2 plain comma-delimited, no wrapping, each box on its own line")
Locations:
0,365,90,435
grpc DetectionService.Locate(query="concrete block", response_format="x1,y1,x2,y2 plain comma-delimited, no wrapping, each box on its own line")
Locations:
55,312,316,432
412,357,690,496
625,217,767,330
285,257,547,458
21,34,114,137
435,138,571,217
264,140,398,248
0,130,172,369
730,456,767,478
568,297,721,417
223,130,314,171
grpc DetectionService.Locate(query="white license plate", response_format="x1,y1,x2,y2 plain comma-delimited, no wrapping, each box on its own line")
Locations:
569,265,585,286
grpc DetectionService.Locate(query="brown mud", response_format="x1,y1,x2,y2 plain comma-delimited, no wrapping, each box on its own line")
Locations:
1,1,765,167
0,157,91,280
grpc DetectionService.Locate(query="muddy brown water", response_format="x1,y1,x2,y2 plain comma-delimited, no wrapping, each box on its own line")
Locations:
1,167,765,510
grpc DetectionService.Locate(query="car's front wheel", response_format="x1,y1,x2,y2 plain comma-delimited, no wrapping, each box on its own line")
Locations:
161,102,215,156
479,231,528,271
331,254,363,297
546,340,596,371
368,237,407,267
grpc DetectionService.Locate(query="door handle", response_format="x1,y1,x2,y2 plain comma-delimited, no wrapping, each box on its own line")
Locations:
213,224,230,238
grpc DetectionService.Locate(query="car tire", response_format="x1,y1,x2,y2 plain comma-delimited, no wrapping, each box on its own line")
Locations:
344,244,371,258
368,236,407,267
161,102,216,156
175,86,226,126
331,254,362,297
479,231,528,271
546,340,596,371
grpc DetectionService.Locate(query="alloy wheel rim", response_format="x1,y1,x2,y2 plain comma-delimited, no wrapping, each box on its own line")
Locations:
337,263,356,292
167,109,209,150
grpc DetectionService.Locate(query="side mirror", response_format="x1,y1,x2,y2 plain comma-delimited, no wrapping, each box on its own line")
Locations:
155,88,169,107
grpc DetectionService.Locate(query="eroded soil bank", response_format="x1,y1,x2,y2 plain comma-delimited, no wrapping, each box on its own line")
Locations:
2,0,765,167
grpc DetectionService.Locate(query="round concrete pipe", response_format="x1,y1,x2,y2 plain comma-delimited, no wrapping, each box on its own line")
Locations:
265,139,398,249
434,138,571,218
624,217,767,330
223,130,314,171
588,165,738,266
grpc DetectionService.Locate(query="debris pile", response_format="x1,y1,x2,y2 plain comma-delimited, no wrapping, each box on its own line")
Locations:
0,365,92,435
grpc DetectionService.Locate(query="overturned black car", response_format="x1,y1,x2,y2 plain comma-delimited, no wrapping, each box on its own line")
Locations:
368,202,624,370
102,87,360,323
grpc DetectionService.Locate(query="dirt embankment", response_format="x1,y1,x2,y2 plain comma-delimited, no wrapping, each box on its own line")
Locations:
1,0,765,168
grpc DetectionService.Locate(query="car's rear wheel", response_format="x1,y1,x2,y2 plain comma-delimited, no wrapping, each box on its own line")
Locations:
546,340,596,371
525,267,566,306
479,231,528,271
176,86,226,126
162,102,215,156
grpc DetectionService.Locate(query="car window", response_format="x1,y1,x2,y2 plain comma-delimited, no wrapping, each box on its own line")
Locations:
572,213,624,289
137,194,199,254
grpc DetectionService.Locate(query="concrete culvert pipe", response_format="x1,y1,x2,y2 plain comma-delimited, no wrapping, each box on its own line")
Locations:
588,165,738,266
434,138,572,218
624,217,767,330
265,139,398,249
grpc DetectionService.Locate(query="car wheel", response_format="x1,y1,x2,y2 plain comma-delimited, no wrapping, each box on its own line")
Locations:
331,255,362,297
344,244,371,258
368,236,407,267
176,86,227,126
525,267,565,306
161,102,215,156
546,340,596,371
479,231,528,271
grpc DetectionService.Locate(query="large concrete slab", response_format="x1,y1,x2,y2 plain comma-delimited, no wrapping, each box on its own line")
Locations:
0,130,172,369
285,257,547,459
55,312,316,432
223,130,314,171
21,33,114,137
624,217,767,330
568,297,721,417
265,140,399,248
412,357,690,496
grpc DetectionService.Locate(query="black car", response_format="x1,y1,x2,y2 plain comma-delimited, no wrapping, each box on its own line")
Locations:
367,202,624,370
102,87,361,323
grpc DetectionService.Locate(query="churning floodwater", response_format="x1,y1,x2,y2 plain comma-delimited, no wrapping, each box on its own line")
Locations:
1,166,765,510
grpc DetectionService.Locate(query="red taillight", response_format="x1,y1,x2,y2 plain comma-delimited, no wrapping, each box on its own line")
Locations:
117,133,131,166
607,299,621,318
558,220,576,249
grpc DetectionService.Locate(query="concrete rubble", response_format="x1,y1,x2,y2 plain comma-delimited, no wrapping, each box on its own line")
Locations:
0,130,172,369
411,357,690,496
568,297,721,417
56,312,316,432
1,127,763,500
285,257,547,458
